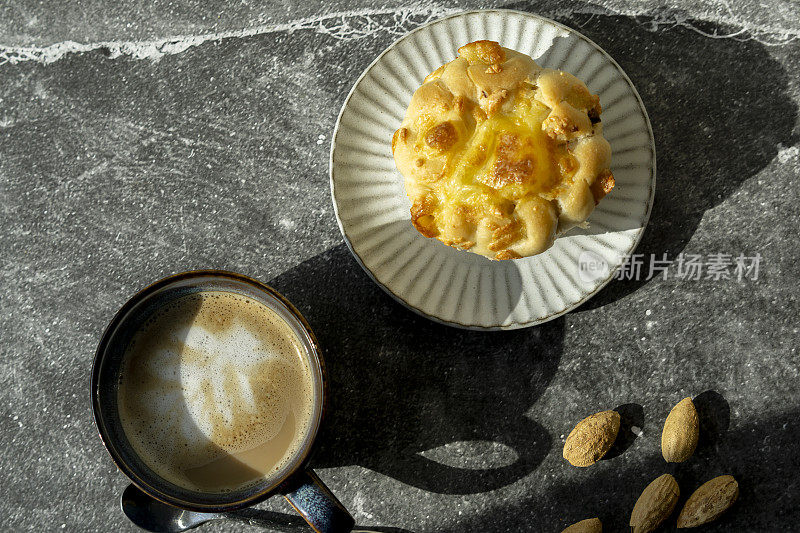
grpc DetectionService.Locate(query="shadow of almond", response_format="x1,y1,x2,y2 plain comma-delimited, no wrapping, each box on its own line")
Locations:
603,402,645,461
693,390,731,456
269,244,564,495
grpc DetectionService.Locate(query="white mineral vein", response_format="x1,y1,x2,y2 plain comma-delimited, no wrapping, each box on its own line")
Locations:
0,3,797,66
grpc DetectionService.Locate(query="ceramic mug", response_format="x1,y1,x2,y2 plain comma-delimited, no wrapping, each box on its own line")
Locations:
91,270,354,532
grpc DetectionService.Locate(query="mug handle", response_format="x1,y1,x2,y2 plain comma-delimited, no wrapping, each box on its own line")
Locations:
280,468,355,533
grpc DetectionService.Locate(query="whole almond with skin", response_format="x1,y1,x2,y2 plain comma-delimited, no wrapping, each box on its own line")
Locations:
563,410,620,467
630,473,680,533
561,517,602,533
677,475,738,528
662,397,700,462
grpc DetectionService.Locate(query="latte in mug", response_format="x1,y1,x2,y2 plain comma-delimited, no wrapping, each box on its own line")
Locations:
117,290,316,493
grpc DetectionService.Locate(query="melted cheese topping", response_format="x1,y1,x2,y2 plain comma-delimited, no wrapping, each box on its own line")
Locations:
409,90,575,255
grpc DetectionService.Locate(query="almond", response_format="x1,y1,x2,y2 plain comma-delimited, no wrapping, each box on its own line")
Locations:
677,475,738,528
561,517,602,532
630,473,680,533
563,410,621,467
662,397,700,463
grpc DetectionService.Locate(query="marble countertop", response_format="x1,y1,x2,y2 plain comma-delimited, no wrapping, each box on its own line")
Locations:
1,1,798,531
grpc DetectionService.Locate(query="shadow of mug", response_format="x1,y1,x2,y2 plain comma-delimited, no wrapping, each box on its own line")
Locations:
269,244,565,495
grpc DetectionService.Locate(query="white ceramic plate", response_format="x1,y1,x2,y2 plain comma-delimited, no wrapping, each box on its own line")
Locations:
330,9,656,330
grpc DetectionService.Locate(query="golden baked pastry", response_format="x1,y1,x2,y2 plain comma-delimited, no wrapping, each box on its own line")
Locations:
392,40,614,260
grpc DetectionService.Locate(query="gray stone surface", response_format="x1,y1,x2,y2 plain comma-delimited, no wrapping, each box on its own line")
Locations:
1,1,799,532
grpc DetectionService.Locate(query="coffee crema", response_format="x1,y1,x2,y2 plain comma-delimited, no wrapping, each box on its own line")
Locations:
117,290,315,493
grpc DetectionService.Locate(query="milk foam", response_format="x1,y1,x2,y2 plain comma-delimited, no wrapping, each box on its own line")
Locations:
117,291,315,493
